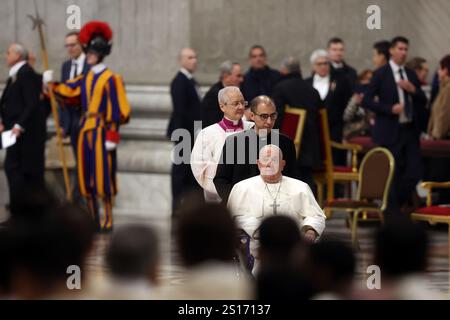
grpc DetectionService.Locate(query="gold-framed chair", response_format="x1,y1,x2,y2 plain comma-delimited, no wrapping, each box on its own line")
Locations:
411,181,450,260
279,105,307,157
323,147,395,247
313,108,363,206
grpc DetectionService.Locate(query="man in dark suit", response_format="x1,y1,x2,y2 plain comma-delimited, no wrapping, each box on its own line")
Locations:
241,45,281,102
306,49,352,166
214,96,297,203
0,43,47,213
60,31,89,203
60,31,89,150
167,48,203,214
327,37,358,86
272,58,322,190
363,36,428,214
201,61,244,127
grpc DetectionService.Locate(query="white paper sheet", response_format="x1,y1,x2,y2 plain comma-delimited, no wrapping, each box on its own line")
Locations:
1,130,17,149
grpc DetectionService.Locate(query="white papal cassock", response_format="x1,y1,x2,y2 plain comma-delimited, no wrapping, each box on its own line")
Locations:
227,175,326,239
191,118,254,202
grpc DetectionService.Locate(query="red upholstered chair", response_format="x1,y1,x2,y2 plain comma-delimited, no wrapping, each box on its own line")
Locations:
411,182,450,259
313,108,362,206
280,106,306,157
323,147,395,247
420,139,450,158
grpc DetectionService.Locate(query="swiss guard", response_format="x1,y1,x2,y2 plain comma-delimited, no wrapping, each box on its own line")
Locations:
44,21,131,232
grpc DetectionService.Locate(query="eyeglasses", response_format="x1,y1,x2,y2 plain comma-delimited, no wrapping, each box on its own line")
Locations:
65,43,78,48
225,100,248,108
315,62,329,67
254,112,278,121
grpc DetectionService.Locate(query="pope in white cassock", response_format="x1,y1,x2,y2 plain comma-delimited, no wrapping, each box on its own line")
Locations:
191,86,254,202
228,144,326,269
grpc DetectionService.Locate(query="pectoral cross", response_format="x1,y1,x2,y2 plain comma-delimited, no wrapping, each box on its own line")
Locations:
270,199,280,215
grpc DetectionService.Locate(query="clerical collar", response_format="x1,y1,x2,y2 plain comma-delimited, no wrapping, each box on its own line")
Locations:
331,61,344,69
180,67,193,79
91,63,106,74
254,128,271,138
218,117,243,132
9,60,27,78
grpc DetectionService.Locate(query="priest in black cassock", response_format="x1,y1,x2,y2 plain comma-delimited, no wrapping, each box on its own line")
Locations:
214,95,297,203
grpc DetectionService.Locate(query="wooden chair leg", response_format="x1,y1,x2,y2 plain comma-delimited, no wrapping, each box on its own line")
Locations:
379,211,385,225
326,180,334,202
324,208,332,219
352,210,361,249
317,182,324,207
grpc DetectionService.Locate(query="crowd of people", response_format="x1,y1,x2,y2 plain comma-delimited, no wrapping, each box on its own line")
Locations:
170,36,450,217
1,18,449,300
0,188,442,299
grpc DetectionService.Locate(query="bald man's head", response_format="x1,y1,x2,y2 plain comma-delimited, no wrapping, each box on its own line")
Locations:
257,144,286,181
179,48,198,73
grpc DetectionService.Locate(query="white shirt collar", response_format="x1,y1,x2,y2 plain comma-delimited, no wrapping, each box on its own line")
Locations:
9,61,27,78
180,67,193,79
313,73,330,83
331,61,343,69
389,59,404,73
224,116,241,125
72,52,85,67
91,63,106,74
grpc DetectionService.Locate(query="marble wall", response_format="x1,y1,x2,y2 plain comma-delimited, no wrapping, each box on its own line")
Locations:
0,0,449,85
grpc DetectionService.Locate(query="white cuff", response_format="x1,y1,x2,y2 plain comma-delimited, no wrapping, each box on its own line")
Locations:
105,141,117,151
43,70,54,84
13,123,24,132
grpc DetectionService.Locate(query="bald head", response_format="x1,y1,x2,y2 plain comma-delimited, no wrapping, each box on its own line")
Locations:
257,144,286,182
7,43,29,67
259,144,284,162
179,47,198,73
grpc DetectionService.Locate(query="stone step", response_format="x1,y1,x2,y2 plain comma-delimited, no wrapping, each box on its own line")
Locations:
47,117,170,140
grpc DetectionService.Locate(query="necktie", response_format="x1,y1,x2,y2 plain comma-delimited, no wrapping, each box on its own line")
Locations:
72,61,78,79
399,68,412,120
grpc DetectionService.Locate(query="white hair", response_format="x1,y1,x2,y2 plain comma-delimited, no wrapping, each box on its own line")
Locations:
12,43,29,61
310,49,329,65
280,56,300,74
219,60,239,78
218,86,241,104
